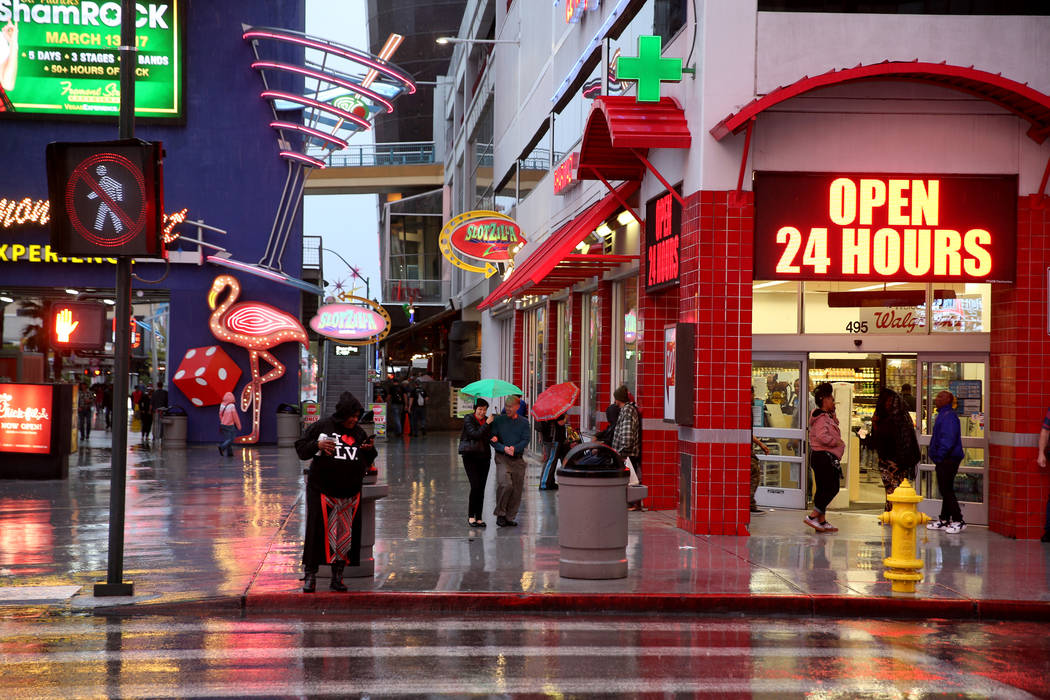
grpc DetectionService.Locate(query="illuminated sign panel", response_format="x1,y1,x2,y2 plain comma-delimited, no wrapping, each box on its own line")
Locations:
564,0,599,23
309,298,391,346
46,139,164,257
0,383,53,454
0,0,185,121
754,172,1017,283
439,210,523,277
553,152,579,195
50,301,106,351
644,188,681,292
449,216,524,263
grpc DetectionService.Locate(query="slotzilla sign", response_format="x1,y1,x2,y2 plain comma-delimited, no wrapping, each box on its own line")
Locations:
309,301,389,345
449,214,524,263
439,210,524,277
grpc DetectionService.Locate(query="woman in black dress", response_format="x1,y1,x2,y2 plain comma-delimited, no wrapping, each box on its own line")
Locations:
459,398,494,527
295,392,377,593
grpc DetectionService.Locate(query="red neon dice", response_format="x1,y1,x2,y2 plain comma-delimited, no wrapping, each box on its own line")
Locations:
172,345,242,407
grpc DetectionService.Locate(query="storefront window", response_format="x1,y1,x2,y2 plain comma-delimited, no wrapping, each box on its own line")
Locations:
556,301,570,384
752,281,799,334
931,283,991,333
620,279,639,396
757,282,994,336
750,360,802,430
804,281,928,335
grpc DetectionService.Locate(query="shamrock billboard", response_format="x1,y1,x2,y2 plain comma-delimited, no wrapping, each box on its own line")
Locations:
0,0,184,120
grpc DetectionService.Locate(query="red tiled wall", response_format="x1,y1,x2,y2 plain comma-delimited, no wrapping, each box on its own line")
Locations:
989,197,1050,540
598,281,614,407
637,283,679,510
568,293,583,430
512,309,524,390
545,300,559,393
677,190,754,536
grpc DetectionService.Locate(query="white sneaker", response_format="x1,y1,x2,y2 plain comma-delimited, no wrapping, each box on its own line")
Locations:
945,521,967,534
927,520,948,530
804,515,824,532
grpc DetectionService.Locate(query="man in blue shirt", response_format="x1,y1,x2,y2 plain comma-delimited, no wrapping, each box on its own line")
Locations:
491,395,531,527
927,390,966,534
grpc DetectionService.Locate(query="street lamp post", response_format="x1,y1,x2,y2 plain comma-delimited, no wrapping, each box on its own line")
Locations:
322,247,371,300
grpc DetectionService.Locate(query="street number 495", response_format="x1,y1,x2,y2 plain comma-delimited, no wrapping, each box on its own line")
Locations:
845,321,868,333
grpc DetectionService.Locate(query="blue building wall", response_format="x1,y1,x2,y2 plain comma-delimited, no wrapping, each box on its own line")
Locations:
0,1,308,443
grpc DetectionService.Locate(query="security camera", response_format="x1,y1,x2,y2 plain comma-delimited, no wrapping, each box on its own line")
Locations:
853,338,862,347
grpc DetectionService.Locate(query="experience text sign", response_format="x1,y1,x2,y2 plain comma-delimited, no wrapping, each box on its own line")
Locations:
754,172,1016,283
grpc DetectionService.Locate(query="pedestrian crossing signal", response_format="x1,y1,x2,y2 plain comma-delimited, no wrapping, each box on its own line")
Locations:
49,301,107,352
46,139,164,258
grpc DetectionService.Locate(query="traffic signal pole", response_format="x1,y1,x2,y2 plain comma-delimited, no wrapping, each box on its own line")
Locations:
94,0,136,597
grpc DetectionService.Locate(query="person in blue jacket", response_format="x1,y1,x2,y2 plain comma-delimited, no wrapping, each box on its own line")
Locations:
491,395,531,527
927,390,966,534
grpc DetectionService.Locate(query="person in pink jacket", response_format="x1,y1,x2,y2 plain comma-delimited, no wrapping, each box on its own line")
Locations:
218,391,242,457
805,382,845,533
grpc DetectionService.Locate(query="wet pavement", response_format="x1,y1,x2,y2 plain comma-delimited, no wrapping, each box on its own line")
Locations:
1,613,1048,698
1,431,1048,616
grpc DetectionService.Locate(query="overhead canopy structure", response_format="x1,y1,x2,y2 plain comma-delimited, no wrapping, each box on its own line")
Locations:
578,96,692,200
477,181,639,310
710,60,1050,144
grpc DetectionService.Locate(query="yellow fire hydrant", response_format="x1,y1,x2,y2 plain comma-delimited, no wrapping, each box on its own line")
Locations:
878,479,930,593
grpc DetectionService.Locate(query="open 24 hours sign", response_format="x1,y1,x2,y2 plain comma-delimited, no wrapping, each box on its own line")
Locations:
753,172,1017,284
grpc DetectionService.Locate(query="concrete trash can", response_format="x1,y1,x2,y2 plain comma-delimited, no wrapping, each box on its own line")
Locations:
556,442,630,580
276,409,300,447
161,414,187,448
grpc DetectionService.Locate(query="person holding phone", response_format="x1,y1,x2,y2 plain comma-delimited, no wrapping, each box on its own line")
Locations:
295,391,377,593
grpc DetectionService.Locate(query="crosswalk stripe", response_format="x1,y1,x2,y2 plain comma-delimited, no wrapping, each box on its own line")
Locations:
6,678,1036,700
0,618,865,637
0,644,935,665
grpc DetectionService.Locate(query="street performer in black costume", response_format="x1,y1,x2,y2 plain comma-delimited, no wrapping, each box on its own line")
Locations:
295,391,377,593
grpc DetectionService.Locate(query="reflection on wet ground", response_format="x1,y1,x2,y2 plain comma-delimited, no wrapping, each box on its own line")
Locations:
0,432,1048,605
0,613,1047,698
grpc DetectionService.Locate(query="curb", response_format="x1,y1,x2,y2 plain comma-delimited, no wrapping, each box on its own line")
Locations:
91,592,1050,621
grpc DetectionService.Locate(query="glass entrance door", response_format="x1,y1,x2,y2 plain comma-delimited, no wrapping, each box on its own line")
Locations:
916,354,989,525
751,354,807,510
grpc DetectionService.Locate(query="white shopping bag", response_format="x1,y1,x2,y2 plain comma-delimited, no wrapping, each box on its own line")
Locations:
624,456,640,486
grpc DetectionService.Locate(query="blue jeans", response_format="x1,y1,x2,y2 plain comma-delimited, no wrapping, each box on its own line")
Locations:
411,406,426,435
219,425,237,455
388,404,403,435
78,410,91,440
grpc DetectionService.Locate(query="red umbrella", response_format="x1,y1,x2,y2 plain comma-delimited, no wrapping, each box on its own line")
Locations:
532,382,580,420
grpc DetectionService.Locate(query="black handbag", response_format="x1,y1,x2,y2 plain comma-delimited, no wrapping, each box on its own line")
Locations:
458,437,476,454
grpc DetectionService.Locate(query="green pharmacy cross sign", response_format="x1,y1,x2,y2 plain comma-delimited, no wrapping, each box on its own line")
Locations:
615,35,682,103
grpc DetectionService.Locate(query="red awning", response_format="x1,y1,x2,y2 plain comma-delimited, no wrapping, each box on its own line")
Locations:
578,96,692,181
477,180,640,310
710,61,1050,144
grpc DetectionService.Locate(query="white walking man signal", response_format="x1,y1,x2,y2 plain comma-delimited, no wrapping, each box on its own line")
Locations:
86,165,125,233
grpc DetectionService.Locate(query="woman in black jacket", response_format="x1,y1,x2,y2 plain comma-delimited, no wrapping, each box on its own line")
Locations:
295,392,377,593
459,398,494,527
871,388,921,512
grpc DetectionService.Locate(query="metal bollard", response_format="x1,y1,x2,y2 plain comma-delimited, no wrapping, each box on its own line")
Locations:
878,479,930,593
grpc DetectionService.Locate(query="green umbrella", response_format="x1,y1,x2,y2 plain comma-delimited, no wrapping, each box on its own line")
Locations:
460,378,523,398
